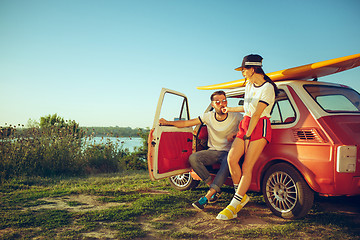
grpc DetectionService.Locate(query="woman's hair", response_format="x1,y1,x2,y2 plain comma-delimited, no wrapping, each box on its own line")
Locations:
245,66,279,96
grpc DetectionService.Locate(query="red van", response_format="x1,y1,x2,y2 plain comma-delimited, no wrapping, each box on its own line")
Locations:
147,69,360,220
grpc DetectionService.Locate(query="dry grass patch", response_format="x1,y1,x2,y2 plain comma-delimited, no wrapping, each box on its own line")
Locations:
27,194,126,213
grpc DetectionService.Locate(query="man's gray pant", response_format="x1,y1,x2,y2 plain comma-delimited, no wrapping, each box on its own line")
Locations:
188,149,229,193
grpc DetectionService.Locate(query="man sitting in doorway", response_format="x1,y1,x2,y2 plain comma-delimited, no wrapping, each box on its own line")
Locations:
159,90,243,209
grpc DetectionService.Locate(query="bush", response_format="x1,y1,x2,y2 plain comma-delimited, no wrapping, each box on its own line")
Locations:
0,116,150,182
0,125,85,182
119,128,148,171
83,139,127,174
121,152,147,170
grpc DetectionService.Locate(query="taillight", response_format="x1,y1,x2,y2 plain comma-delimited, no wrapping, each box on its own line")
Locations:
336,146,357,173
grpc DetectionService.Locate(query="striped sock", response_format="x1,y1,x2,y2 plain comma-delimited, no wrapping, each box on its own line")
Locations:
229,193,243,209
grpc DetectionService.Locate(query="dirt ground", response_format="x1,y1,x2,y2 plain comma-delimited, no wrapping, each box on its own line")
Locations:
20,192,360,240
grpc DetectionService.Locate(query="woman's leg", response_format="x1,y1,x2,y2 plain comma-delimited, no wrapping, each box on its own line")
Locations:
236,138,268,196
227,137,245,185
217,138,267,220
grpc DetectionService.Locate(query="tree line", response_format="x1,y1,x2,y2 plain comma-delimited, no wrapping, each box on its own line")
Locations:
1,114,148,138
80,126,147,138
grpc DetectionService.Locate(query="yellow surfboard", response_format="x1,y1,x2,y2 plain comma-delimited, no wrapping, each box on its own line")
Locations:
197,53,360,90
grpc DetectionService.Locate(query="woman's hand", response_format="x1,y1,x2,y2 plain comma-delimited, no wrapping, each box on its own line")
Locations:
221,107,229,113
221,106,244,113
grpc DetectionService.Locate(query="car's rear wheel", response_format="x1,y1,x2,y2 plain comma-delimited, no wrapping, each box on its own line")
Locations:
168,172,200,191
262,163,314,219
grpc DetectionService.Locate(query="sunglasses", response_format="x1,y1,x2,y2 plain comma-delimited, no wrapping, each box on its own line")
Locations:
212,99,227,105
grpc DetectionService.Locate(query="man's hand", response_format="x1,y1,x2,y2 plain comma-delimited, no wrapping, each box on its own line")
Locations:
227,133,236,142
159,118,168,126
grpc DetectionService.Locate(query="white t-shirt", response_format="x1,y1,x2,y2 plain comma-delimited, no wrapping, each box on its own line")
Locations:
244,82,275,118
200,111,242,151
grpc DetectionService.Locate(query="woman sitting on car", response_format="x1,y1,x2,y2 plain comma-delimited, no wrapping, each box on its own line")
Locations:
217,54,278,220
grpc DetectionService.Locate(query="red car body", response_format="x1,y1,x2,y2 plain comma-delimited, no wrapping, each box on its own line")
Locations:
148,79,360,219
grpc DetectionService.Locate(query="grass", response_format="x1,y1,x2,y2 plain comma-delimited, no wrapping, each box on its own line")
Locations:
0,171,359,240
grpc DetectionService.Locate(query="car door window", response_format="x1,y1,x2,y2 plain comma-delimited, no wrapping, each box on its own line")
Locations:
160,93,190,121
270,90,296,124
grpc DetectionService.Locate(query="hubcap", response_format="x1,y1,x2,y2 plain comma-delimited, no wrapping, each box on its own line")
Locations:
170,173,191,188
266,171,298,212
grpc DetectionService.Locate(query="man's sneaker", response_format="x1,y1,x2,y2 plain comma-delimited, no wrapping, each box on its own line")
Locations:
192,197,208,210
208,191,222,204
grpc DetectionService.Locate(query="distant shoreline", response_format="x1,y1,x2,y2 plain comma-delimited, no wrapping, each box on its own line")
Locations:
80,126,149,138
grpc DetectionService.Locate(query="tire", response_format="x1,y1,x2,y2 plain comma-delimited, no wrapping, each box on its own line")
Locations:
262,163,314,219
168,172,200,191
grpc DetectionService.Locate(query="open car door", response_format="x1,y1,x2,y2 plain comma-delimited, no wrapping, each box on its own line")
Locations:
147,88,194,180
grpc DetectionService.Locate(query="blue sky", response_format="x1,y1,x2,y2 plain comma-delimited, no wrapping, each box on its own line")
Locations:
1,0,359,128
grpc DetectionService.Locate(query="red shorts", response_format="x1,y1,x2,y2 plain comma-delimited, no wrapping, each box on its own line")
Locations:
236,116,272,143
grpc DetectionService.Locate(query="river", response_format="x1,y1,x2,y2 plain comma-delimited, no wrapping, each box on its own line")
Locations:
83,137,143,152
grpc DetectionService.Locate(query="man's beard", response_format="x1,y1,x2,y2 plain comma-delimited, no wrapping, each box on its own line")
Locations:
216,107,226,116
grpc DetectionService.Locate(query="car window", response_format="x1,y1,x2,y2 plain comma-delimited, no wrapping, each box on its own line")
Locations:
226,96,244,108
304,85,360,113
160,93,190,121
270,90,296,124
227,90,296,124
